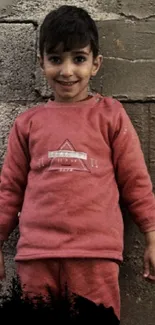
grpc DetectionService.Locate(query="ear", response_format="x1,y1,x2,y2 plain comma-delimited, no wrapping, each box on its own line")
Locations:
91,55,103,77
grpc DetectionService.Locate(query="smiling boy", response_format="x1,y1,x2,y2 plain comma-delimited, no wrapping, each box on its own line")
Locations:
0,5,155,323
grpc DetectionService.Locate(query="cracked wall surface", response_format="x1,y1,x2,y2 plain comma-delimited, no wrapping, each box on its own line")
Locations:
120,0,155,19
0,1,155,324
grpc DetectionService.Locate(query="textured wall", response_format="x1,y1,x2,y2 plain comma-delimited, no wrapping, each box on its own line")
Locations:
0,1,155,324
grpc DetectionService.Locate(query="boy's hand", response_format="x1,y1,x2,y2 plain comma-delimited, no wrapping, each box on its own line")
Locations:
143,231,155,282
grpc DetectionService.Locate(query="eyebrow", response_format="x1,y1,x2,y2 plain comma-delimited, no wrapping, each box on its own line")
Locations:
71,50,90,55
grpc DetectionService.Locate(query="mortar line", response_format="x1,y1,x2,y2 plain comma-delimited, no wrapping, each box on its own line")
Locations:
0,19,38,26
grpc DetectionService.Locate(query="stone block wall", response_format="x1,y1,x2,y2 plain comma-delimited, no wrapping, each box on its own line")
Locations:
0,1,155,324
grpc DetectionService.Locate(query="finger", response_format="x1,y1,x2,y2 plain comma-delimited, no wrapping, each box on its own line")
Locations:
143,258,150,278
145,274,155,282
0,262,5,280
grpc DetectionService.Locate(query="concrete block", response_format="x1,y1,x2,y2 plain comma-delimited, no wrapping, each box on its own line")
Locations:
91,59,155,101
91,20,155,100
97,20,155,60
0,0,14,9
0,23,36,101
120,0,155,19
93,0,118,13
0,0,120,21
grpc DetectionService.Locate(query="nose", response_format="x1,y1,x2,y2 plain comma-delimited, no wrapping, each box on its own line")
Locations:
60,61,74,77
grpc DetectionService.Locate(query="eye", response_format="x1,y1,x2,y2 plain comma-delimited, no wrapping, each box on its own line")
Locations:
74,56,86,63
48,56,61,64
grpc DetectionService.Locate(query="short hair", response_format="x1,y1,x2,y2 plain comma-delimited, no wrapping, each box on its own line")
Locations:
39,5,99,58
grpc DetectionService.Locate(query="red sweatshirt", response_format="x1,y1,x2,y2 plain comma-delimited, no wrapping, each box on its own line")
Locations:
0,93,155,261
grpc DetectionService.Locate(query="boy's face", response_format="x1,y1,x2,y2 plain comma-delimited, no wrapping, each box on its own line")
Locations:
40,45,102,103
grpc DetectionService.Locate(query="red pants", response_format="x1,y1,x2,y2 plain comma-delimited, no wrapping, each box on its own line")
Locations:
16,258,120,320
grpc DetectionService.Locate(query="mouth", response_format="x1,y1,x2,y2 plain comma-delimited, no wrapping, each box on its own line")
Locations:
56,80,78,86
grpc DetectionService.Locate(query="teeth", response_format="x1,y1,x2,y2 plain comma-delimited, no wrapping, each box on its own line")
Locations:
63,83,73,85
59,81,76,85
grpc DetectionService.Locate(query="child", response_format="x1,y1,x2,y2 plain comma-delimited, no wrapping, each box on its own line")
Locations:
0,4,155,323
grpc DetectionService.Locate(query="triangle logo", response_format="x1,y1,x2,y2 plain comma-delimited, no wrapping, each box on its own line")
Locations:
48,139,90,172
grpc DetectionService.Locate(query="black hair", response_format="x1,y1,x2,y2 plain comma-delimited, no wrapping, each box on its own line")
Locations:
39,5,99,58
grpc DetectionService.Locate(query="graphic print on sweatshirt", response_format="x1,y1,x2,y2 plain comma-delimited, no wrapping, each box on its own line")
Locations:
39,139,98,173
48,139,90,172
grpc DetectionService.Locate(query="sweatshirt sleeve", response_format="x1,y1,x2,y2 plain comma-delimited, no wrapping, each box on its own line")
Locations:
0,118,30,240
111,100,155,233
